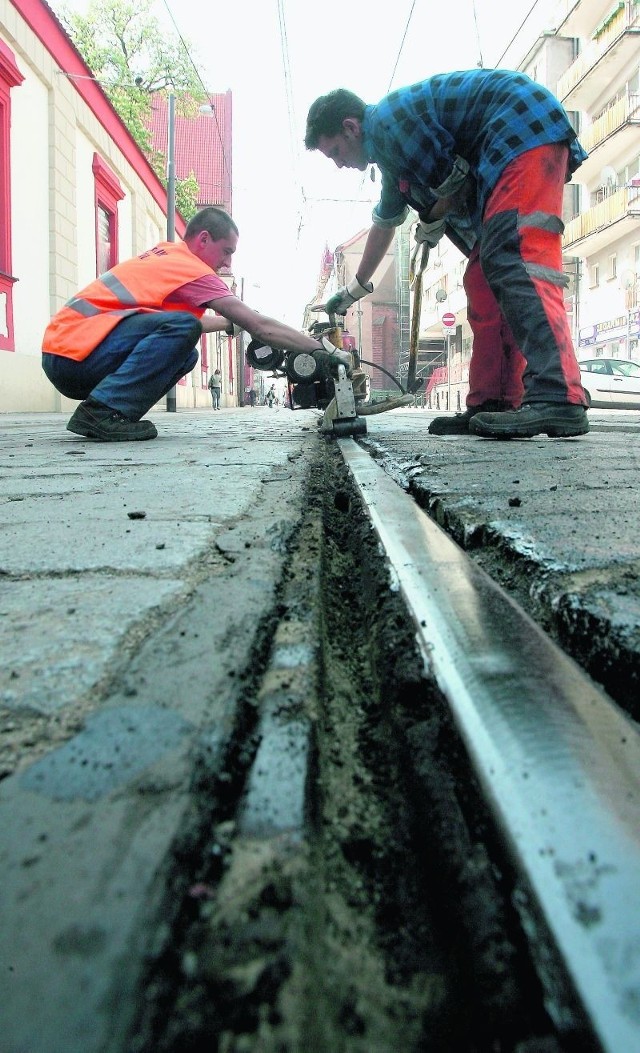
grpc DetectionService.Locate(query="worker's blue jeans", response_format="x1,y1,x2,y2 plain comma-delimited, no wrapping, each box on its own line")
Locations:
42,311,201,420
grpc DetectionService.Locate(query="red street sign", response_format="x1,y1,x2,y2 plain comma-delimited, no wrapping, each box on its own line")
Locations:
442,312,456,328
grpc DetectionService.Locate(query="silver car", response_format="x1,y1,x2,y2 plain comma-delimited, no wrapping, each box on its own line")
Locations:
579,357,640,409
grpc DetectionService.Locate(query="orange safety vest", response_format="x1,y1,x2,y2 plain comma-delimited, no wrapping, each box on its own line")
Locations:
43,241,214,361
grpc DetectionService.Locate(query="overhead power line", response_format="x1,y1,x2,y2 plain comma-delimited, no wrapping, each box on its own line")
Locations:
160,0,231,187
386,0,418,92
494,0,544,68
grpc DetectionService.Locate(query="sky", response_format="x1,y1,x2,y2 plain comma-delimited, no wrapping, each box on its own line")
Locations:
54,0,558,324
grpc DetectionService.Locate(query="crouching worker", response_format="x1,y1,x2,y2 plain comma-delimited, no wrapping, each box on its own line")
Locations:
42,207,335,441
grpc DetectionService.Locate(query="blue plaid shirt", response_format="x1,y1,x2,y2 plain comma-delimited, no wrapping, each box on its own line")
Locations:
362,68,587,228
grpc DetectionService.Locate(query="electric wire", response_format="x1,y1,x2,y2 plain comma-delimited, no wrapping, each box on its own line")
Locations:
494,0,544,68
276,0,307,246
471,0,484,68
276,0,304,201
353,0,420,215
159,0,231,188
386,0,418,92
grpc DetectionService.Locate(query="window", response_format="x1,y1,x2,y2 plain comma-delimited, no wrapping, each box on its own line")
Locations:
92,154,124,276
612,360,640,377
608,254,617,280
0,42,24,352
590,263,600,288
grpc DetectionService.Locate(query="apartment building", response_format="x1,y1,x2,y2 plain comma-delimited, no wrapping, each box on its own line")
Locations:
556,0,639,361
421,0,640,411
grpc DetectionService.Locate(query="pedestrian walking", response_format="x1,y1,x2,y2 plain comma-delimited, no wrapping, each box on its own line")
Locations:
208,368,222,409
42,207,342,441
305,69,589,438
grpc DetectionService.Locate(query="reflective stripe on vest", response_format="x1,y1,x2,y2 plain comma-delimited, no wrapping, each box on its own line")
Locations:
43,241,213,361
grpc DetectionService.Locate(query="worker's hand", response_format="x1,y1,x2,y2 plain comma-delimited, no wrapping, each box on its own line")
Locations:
313,336,353,373
414,219,446,248
324,275,374,315
225,322,243,337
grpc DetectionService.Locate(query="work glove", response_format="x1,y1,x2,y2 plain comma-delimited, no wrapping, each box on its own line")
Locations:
314,336,353,373
225,322,243,337
325,275,374,315
414,219,446,248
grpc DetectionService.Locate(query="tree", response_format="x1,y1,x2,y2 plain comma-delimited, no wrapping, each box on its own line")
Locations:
59,0,204,219
175,172,200,223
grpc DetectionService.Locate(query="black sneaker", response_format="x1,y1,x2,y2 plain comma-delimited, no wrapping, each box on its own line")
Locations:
469,402,589,439
428,399,512,435
67,399,158,441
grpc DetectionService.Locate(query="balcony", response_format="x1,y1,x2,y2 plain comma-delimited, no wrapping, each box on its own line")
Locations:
576,93,640,182
557,3,640,111
563,184,640,253
554,0,605,38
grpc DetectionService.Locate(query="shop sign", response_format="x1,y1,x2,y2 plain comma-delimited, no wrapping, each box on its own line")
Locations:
580,312,640,346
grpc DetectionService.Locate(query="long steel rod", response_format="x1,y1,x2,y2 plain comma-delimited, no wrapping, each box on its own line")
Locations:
340,438,640,1053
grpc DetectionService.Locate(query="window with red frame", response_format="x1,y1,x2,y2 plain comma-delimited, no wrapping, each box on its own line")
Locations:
0,42,24,352
92,154,124,276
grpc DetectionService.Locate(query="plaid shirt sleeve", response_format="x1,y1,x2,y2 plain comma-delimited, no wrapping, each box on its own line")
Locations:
363,70,586,219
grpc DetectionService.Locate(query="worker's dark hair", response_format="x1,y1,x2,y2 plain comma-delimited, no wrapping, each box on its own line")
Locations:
304,89,366,149
185,207,239,241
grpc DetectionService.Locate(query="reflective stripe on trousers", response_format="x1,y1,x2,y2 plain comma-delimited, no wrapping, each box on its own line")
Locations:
477,143,586,406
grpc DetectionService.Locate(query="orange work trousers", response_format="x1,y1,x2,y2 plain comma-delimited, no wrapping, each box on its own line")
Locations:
464,143,586,407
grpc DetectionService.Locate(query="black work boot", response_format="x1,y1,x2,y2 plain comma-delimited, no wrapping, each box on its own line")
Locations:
67,398,158,441
428,399,512,435
469,402,589,439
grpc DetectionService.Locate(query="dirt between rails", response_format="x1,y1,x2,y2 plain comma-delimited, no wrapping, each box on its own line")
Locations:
130,443,578,1053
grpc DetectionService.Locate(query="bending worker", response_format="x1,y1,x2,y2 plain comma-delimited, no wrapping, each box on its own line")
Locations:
42,207,341,441
304,68,589,439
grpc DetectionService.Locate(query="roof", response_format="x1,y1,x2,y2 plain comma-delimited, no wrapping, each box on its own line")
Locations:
147,92,232,213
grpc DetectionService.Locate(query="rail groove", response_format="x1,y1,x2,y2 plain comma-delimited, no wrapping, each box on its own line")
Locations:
339,437,640,1053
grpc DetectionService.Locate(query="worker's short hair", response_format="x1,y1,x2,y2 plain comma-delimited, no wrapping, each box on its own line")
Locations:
185,207,239,241
304,89,366,149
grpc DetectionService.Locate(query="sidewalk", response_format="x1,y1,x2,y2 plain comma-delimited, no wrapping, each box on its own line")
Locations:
0,406,321,1053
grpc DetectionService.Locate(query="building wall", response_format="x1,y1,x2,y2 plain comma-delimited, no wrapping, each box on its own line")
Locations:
9,64,50,408
326,229,399,392
0,0,226,413
554,0,640,361
423,0,640,410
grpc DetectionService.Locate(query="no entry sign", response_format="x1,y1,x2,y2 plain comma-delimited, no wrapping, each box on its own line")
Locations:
442,312,456,328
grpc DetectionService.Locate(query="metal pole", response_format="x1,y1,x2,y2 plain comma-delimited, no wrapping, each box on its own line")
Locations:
166,92,177,412
447,334,451,410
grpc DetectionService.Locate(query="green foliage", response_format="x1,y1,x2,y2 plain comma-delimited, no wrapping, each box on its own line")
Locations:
175,172,200,222
59,0,205,218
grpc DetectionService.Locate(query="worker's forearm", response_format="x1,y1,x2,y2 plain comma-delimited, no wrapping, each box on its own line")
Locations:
249,316,324,353
209,296,325,353
200,315,230,333
356,225,396,285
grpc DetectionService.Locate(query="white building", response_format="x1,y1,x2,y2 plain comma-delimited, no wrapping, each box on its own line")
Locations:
421,0,640,411
556,0,640,360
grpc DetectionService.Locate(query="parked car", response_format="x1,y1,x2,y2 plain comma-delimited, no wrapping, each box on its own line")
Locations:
579,358,640,409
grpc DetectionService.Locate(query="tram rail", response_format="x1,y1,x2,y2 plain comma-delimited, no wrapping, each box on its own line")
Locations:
337,436,640,1053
